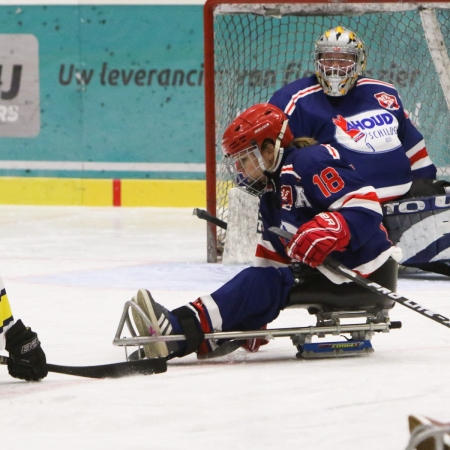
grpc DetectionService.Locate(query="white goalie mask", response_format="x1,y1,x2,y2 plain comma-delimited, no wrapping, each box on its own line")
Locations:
314,26,367,97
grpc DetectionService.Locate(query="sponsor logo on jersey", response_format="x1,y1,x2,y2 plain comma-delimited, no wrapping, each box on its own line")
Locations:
333,109,401,153
374,92,400,110
281,185,293,211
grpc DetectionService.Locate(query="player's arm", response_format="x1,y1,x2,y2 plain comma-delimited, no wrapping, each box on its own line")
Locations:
5,319,48,381
286,145,385,267
0,285,14,351
0,277,47,381
268,80,315,137
268,88,290,112
401,121,436,179
394,94,437,180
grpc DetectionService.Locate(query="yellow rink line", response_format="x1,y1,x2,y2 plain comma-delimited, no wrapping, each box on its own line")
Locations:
0,177,206,207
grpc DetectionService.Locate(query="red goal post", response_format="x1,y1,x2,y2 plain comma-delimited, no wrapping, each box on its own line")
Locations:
203,0,450,263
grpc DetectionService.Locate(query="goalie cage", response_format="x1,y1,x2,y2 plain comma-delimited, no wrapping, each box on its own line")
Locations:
203,0,450,263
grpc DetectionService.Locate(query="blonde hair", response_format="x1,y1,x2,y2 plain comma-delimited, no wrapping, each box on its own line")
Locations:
290,137,318,149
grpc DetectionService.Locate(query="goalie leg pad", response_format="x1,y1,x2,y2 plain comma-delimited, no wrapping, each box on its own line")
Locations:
383,194,450,265
171,306,205,357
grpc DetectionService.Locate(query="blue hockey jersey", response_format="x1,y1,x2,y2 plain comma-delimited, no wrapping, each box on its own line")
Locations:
269,76,436,202
255,143,395,279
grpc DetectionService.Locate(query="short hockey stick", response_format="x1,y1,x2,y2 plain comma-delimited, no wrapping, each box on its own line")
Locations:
269,226,450,330
0,354,167,379
193,208,227,230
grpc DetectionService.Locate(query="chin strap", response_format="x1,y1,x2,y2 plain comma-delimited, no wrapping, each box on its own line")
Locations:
266,119,289,173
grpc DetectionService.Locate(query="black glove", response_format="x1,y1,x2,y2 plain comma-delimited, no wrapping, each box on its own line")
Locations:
5,320,48,381
401,178,450,199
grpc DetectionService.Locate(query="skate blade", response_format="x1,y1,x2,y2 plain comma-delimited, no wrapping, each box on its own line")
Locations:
298,340,374,359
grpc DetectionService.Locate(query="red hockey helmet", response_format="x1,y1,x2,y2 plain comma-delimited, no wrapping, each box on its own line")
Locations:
221,103,293,196
222,103,293,157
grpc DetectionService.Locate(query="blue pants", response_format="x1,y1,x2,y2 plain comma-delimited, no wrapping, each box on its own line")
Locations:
206,266,295,331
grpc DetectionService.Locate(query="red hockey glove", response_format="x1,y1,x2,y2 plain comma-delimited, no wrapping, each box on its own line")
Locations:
286,212,351,268
241,324,269,353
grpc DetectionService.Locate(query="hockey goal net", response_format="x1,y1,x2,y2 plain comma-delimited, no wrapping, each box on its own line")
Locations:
204,0,450,263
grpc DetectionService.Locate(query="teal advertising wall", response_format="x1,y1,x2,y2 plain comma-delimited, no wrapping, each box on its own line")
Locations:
0,4,205,181
1,2,449,208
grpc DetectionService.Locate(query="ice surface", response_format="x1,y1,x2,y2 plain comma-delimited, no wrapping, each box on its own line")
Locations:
1,205,449,450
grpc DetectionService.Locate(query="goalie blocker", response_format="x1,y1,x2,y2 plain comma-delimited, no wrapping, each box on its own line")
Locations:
383,192,450,276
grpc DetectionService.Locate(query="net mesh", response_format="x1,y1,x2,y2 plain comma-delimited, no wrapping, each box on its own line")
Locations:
208,3,450,260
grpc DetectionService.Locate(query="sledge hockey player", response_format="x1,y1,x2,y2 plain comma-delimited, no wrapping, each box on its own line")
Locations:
0,276,47,381
130,103,399,360
269,26,450,275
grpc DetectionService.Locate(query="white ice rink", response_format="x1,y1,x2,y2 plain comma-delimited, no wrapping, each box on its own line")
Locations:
1,205,449,450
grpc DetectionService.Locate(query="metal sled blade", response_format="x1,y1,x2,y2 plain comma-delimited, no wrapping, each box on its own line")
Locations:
298,339,374,359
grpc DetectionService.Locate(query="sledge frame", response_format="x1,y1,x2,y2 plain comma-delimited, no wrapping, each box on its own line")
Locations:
113,301,400,360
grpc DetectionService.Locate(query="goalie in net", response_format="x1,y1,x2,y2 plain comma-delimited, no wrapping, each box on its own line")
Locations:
269,25,436,198
129,103,400,360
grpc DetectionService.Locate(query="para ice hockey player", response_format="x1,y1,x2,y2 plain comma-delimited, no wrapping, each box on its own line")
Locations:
130,103,399,360
268,26,450,275
0,276,47,381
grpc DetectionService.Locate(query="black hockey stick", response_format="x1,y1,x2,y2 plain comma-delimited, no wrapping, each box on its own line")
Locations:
0,355,167,379
269,226,450,330
193,208,227,230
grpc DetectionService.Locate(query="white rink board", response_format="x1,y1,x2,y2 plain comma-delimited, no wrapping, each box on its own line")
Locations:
0,205,449,450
